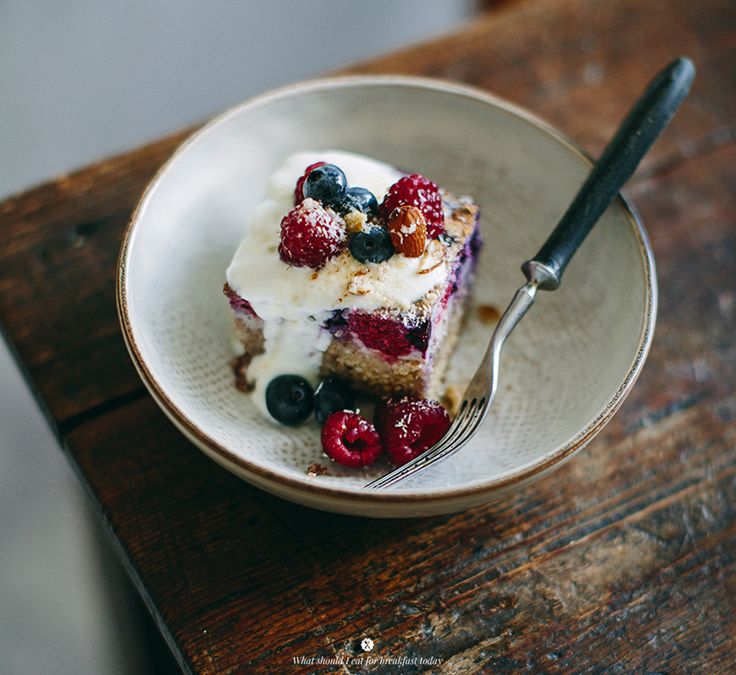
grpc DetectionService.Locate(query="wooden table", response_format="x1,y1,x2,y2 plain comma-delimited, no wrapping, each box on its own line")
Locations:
1,0,734,671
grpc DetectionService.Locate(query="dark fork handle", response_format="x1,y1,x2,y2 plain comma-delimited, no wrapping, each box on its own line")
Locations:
522,57,695,290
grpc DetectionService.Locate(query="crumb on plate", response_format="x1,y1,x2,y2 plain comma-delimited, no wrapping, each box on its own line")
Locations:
307,463,330,477
442,384,463,417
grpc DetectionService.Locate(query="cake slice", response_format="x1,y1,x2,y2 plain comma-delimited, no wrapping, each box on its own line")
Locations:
224,151,481,423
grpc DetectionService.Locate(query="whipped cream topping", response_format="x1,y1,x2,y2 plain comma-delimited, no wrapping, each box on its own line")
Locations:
226,150,452,419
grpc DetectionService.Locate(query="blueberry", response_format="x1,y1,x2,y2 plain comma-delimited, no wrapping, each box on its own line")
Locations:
314,376,356,424
265,374,314,426
302,164,347,206
336,187,378,216
349,226,394,263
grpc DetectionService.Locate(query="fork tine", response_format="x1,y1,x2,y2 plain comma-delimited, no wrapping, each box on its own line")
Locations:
365,399,479,489
440,402,487,455
416,402,472,457
363,425,457,489
364,417,462,489
373,401,488,488
380,402,489,486
370,397,491,488
368,402,475,486
428,400,478,455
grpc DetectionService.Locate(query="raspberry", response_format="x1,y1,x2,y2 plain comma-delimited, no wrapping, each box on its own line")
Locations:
321,411,383,468
347,311,416,360
380,174,445,238
375,397,451,467
294,161,326,204
278,198,346,269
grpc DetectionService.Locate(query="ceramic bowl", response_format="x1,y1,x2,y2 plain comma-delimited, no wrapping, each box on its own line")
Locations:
117,76,656,517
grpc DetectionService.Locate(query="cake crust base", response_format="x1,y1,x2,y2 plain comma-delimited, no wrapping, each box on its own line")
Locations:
318,288,470,400
229,286,471,401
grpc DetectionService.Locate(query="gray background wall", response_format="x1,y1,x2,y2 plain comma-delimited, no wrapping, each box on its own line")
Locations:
0,2,473,672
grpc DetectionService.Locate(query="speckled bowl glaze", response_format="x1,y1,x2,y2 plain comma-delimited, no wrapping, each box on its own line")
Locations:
117,76,656,517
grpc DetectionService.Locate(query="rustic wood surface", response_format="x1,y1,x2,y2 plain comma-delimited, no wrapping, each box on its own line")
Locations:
1,0,734,671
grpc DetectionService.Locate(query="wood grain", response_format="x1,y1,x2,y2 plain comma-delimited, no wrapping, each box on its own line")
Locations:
1,0,734,671
0,131,191,423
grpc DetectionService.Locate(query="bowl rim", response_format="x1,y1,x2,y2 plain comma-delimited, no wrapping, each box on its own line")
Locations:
117,74,657,505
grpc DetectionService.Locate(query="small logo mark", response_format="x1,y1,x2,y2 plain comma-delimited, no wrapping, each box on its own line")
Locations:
361,637,374,652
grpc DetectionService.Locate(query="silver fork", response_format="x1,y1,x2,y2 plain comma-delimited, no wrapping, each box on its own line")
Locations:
366,57,695,490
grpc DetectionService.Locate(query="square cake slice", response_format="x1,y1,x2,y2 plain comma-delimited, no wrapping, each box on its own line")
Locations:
224,151,482,420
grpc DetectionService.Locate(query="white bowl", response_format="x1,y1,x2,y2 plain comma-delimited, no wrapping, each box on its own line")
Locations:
117,76,656,517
